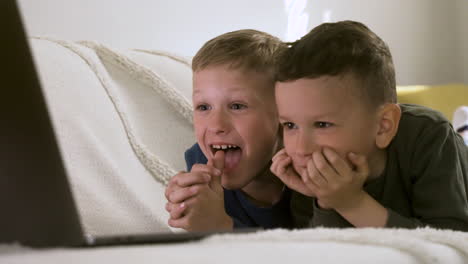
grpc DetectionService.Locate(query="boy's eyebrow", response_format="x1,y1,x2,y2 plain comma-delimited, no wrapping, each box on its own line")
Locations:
193,86,257,98
278,110,341,121
192,89,202,96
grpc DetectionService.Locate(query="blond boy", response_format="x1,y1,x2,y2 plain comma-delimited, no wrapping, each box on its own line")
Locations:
165,30,312,231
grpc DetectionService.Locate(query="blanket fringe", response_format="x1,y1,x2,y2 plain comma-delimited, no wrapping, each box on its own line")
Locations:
33,37,189,185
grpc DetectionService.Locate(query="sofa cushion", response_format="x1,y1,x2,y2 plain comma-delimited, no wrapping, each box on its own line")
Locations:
397,84,468,120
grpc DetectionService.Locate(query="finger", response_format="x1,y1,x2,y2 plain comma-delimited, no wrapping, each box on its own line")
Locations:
348,152,369,181
306,158,326,189
271,155,292,181
208,150,225,171
165,185,174,201
322,147,351,177
272,156,315,196
168,216,188,229
271,148,288,162
191,163,222,177
208,150,224,194
165,171,185,199
169,202,187,220
175,172,212,187
168,185,203,203
312,151,338,183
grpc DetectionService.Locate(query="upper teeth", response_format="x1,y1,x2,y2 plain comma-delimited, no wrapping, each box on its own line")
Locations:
212,144,238,150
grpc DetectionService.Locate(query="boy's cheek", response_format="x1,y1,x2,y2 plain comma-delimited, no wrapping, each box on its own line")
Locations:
281,138,295,156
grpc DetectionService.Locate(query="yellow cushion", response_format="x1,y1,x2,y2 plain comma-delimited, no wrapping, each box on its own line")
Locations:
397,84,468,120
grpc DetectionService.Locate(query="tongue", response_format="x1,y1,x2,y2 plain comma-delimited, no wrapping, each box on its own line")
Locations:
224,149,242,170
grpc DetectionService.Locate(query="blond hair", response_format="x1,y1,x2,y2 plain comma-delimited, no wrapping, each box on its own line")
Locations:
192,29,285,81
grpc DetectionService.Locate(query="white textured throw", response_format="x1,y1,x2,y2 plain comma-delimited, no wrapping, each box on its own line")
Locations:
1,227,467,264
202,227,468,264
30,37,195,235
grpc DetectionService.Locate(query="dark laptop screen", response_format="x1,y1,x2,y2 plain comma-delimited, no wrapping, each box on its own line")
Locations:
0,0,84,247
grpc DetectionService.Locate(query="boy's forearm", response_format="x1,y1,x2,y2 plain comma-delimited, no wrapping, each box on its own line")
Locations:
335,191,388,228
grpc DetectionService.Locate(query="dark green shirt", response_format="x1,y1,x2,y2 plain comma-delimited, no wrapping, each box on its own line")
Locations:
292,104,468,231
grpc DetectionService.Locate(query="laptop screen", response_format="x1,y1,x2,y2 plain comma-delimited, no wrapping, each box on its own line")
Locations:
0,0,85,247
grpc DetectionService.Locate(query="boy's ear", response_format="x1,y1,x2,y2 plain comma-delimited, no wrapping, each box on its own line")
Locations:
375,103,401,149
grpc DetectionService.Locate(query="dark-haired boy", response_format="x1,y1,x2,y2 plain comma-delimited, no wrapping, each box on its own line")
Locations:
271,21,468,231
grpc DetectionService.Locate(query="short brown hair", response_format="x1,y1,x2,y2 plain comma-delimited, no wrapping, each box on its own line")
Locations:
192,29,285,81
276,20,396,108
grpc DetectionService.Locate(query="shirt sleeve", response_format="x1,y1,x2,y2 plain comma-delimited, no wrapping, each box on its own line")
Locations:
310,198,353,228
387,121,468,231
289,191,315,228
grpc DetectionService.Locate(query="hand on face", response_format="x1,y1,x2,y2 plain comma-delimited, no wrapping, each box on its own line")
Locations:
270,148,315,197
302,148,369,210
164,151,232,231
271,147,369,211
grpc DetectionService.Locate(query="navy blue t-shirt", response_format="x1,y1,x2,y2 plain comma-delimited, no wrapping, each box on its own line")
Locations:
184,143,292,229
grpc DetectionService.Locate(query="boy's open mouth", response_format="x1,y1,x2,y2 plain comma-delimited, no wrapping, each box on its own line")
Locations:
210,144,242,171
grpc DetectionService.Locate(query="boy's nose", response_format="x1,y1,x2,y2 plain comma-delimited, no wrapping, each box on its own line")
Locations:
207,109,230,134
294,130,318,158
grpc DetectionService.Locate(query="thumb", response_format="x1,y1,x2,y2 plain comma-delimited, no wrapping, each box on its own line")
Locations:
208,150,225,194
348,152,369,181
210,150,225,171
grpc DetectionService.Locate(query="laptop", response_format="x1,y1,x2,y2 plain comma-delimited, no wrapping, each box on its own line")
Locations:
0,0,256,248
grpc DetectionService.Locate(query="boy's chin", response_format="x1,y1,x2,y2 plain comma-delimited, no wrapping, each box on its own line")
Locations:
221,176,247,190
221,181,241,190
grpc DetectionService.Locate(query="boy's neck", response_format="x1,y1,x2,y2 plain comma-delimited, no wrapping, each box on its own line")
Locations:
241,168,285,207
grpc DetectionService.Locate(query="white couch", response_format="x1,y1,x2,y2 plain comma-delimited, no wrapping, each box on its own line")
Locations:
1,38,467,264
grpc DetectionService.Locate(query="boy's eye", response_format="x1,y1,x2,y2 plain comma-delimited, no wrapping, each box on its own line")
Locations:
314,122,333,128
282,122,297,130
230,103,247,110
195,104,211,111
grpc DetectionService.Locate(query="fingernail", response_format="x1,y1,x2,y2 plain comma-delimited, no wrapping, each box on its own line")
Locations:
180,202,185,208
214,169,221,176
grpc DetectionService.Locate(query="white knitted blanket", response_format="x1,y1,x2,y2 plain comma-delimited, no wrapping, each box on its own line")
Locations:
0,227,467,264
30,37,195,236
203,227,468,264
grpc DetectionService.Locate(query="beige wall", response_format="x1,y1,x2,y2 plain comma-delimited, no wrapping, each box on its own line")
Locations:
456,0,468,84
18,0,467,85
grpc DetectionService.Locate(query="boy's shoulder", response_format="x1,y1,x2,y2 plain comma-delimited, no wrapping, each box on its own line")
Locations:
397,104,452,136
399,103,449,125
393,104,454,148
391,104,467,156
